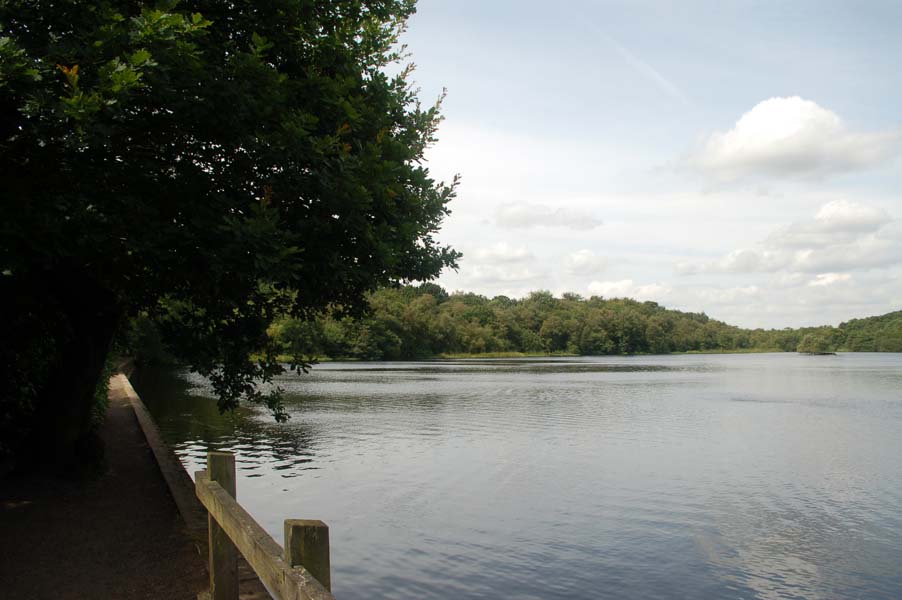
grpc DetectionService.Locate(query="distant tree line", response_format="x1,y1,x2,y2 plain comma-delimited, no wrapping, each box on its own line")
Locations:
240,286,901,361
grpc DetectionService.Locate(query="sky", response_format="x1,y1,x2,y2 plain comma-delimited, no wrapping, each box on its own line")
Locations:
399,0,902,328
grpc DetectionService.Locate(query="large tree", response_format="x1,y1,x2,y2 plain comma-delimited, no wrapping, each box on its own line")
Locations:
0,0,459,459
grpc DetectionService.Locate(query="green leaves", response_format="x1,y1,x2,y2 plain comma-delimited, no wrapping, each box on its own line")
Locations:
0,35,43,88
250,32,273,58
129,7,210,44
99,57,142,93
128,48,155,67
3,0,458,420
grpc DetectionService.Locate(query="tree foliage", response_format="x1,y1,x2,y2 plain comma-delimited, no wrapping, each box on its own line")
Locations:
1,0,458,458
839,311,902,352
796,333,832,354
268,286,902,360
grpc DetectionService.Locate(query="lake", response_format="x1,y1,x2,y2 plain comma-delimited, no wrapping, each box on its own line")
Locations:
131,353,902,599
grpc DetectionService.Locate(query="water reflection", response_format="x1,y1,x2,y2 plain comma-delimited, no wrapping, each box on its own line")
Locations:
132,369,320,477
132,354,902,600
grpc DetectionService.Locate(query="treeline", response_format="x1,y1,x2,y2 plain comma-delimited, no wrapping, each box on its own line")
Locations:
260,285,902,360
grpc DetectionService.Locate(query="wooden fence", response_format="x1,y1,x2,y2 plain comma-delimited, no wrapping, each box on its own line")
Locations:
196,452,336,600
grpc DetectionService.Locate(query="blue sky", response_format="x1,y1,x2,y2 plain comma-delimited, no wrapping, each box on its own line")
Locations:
401,0,902,328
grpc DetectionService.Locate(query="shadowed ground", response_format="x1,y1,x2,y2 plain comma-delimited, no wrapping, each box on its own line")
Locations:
0,387,207,599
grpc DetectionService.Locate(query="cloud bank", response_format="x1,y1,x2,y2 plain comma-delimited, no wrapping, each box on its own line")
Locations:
677,200,899,276
496,203,603,230
473,243,534,263
587,279,671,301
565,249,607,275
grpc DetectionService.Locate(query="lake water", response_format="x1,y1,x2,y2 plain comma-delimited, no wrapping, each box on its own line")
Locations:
131,353,902,600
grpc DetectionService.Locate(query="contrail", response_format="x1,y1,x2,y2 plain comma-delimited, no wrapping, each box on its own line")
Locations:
585,22,691,107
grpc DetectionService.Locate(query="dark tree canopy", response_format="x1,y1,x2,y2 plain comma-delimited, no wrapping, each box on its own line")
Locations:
0,0,459,457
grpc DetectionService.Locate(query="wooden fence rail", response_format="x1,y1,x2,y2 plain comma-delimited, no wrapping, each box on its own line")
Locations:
196,452,336,600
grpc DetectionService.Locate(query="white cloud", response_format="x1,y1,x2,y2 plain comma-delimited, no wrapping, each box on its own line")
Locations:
473,242,534,263
766,200,891,249
678,200,900,275
694,285,761,304
790,237,897,272
587,279,671,301
691,97,901,180
812,199,890,233
808,273,851,287
496,203,603,230
463,265,543,287
447,242,543,292
564,249,607,275
676,248,782,275
582,271,902,329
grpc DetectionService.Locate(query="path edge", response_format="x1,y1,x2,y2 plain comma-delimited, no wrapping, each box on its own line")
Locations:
108,366,273,599
109,372,208,544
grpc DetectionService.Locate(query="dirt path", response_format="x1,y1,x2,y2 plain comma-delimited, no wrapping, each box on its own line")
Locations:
0,384,208,599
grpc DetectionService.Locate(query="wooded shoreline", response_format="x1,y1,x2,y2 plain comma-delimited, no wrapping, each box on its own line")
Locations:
242,287,902,362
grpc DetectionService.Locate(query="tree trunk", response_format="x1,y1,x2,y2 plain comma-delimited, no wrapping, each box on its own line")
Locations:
28,268,123,467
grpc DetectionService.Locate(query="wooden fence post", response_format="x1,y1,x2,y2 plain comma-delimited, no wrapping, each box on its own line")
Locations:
208,452,238,600
284,519,331,592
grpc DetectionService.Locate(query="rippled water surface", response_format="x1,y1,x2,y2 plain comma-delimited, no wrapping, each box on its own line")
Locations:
131,354,902,599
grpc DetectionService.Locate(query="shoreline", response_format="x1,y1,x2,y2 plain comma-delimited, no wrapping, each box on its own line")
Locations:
259,348,866,363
